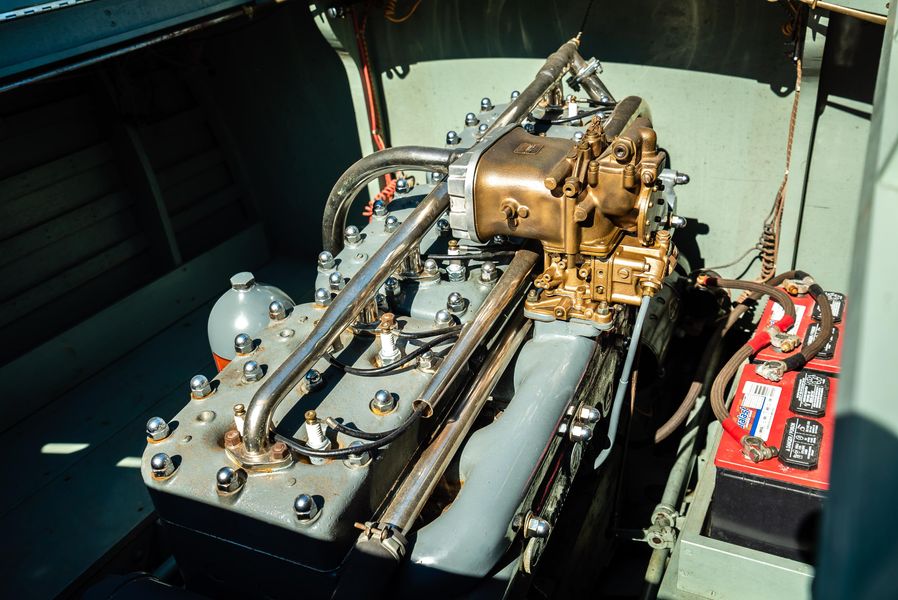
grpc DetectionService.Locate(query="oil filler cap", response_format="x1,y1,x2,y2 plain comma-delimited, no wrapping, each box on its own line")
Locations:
778,417,823,470
790,371,830,417
812,291,845,323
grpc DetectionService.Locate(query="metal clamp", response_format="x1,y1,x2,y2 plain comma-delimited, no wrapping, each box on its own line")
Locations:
566,57,603,91
766,327,801,352
354,521,408,561
741,435,779,463
755,359,787,382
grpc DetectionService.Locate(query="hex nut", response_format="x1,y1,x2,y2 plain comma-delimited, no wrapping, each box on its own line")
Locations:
230,272,255,290
371,389,396,414
150,452,175,478
216,466,247,494
234,333,253,355
384,215,400,233
294,494,319,522
525,515,551,539
243,361,263,382
344,441,371,468
344,225,362,245
223,429,241,450
271,441,290,461
190,375,212,399
315,288,332,307
318,251,336,270
146,417,170,441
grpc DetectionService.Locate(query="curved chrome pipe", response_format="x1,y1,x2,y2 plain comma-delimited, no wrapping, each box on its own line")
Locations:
322,146,460,254
242,185,450,455
488,37,580,132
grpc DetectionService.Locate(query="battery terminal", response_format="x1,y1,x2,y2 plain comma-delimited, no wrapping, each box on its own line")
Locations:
756,360,787,382
741,435,779,463
783,276,815,296
765,327,801,352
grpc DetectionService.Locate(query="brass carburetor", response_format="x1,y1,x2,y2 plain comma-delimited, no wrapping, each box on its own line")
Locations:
447,105,675,328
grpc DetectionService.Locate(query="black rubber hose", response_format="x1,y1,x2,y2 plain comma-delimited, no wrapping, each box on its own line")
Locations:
322,146,460,254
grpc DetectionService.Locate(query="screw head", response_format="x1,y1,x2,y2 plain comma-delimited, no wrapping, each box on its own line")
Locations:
372,200,388,217
434,309,453,326
446,130,460,145
510,90,520,100
384,215,400,233
525,515,551,539
446,262,466,282
230,272,256,291
305,369,323,390
329,271,345,291
423,258,440,275
269,300,287,321
344,225,361,245
190,375,212,399
479,261,499,283
243,360,263,382
371,389,396,413
477,122,489,135
480,97,493,111
318,251,335,270
146,417,170,441
150,452,175,478
465,112,479,126
344,440,371,468
294,494,319,522
234,333,253,354
233,403,246,417
216,466,247,494
447,291,467,314
315,288,331,307
395,178,409,194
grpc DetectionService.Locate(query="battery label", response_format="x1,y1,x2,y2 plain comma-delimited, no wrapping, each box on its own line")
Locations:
779,417,823,469
769,303,805,335
803,323,839,360
812,291,845,323
735,381,781,441
790,371,830,417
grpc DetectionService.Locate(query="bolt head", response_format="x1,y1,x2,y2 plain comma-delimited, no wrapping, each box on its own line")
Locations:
230,271,255,290
243,360,263,382
446,262,466,282
436,218,451,234
150,452,175,478
669,215,687,229
305,369,323,389
344,441,371,467
434,309,453,326
315,288,331,307
465,112,478,126
477,122,489,134
430,171,443,184
224,429,241,450
233,403,246,416
417,350,436,370
371,389,396,413
480,97,493,111
271,441,290,461
385,277,401,295
384,215,400,232
510,90,520,100
445,130,460,145
294,494,319,522
216,466,247,494
573,131,584,142
234,333,253,354
395,178,409,194
189,375,212,399
526,516,551,539
269,300,287,321
318,251,335,270
146,417,170,441
344,225,361,244
372,200,388,216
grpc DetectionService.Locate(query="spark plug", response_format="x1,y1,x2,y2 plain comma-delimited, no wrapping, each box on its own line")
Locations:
304,410,331,465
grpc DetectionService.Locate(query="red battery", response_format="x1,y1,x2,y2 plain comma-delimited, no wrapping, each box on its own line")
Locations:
714,368,837,491
753,290,846,375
